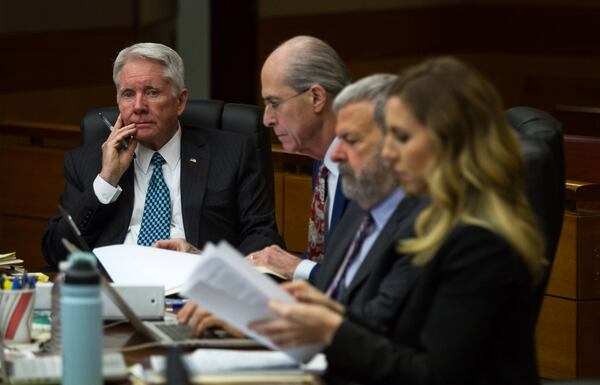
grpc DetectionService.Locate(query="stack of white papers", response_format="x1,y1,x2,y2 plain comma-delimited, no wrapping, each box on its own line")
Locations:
0,252,24,272
93,244,199,295
138,349,326,384
180,241,325,363
150,349,327,373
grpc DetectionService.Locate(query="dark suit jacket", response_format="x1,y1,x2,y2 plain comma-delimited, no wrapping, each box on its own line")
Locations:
314,196,425,330
42,125,284,266
324,225,540,385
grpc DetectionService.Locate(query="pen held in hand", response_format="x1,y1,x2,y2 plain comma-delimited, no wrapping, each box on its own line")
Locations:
98,112,131,151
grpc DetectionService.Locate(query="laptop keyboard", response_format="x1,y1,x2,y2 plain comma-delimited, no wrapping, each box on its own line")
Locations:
154,322,195,341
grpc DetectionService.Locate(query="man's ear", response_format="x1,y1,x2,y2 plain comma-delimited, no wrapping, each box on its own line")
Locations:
177,88,189,116
309,84,328,113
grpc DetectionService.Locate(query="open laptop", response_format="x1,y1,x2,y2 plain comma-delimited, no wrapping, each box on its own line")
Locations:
0,335,128,384
58,205,259,348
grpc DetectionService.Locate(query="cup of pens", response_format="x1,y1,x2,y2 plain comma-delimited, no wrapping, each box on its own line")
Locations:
0,274,36,344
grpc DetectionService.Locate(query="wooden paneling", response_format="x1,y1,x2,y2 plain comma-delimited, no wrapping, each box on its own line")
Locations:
579,301,600,377
0,146,66,218
0,85,116,124
575,212,600,299
536,297,600,379
537,296,578,378
0,215,49,271
548,213,579,298
556,106,600,137
0,17,176,94
274,172,284,237
0,28,135,93
259,5,600,62
546,212,577,299
537,207,600,379
0,124,76,269
258,5,600,112
282,174,312,253
564,136,600,185
547,210,600,300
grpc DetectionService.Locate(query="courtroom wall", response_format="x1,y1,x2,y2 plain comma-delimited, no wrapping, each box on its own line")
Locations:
0,0,176,123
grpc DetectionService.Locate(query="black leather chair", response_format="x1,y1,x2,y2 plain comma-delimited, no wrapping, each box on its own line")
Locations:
79,99,274,203
506,106,565,313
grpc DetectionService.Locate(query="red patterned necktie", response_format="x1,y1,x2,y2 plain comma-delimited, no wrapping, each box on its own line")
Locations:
307,163,329,262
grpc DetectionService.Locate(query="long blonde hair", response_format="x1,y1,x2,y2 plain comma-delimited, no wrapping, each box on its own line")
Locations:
390,57,546,282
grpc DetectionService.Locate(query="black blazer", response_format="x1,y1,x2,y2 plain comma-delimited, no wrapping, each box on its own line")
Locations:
314,195,425,330
324,225,539,385
42,124,283,265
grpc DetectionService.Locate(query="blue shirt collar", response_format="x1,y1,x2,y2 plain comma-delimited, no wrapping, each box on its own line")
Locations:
370,188,405,230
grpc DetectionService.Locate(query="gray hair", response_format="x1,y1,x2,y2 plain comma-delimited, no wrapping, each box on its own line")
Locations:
333,73,398,130
282,36,350,96
113,42,185,95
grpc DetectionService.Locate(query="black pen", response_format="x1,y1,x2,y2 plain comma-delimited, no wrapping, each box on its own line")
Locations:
98,112,130,151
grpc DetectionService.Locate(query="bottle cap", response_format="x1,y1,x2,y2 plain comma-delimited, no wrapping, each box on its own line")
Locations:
58,260,71,272
65,252,100,285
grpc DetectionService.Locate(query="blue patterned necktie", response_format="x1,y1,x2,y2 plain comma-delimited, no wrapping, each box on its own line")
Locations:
137,152,171,246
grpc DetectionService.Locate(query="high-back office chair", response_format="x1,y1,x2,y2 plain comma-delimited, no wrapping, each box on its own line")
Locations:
80,99,274,203
506,106,565,313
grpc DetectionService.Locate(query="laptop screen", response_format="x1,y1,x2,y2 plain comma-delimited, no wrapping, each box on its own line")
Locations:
57,204,113,282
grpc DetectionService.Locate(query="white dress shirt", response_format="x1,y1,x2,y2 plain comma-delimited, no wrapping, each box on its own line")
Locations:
92,127,186,245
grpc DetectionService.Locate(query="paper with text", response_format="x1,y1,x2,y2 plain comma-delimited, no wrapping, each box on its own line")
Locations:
180,241,324,363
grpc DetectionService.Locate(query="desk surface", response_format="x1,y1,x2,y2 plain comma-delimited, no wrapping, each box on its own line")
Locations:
102,323,322,385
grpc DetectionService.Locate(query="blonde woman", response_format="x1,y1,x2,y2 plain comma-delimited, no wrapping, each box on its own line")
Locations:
250,57,546,385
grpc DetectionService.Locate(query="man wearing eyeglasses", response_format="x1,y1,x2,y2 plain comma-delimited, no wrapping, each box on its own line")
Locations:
247,35,351,282
157,36,349,280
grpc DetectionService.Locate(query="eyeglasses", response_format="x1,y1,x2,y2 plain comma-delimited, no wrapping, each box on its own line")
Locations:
263,89,309,112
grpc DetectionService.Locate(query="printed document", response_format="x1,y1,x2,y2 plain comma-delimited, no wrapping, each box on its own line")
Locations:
180,241,324,363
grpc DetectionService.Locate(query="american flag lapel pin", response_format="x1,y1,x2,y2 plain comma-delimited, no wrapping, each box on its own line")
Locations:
189,158,197,163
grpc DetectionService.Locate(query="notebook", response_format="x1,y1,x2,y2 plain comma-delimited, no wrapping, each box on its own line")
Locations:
58,205,259,348
0,337,128,384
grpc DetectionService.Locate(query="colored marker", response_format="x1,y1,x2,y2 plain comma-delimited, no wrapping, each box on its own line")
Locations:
21,271,28,288
11,276,20,290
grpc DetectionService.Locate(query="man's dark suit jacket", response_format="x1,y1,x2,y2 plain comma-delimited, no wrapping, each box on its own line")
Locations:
42,124,284,266
314,195,425,330
324,225,540,385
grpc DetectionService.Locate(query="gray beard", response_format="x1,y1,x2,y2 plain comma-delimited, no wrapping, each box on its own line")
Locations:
339,154,398,210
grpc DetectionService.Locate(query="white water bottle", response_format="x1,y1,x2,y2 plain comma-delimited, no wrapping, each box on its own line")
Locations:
61,253,102,385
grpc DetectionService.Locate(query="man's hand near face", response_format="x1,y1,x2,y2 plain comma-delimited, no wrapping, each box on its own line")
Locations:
99,114,138,186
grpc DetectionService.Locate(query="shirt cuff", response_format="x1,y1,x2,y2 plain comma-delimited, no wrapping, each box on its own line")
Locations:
293,259,317,281
93,174,122,204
